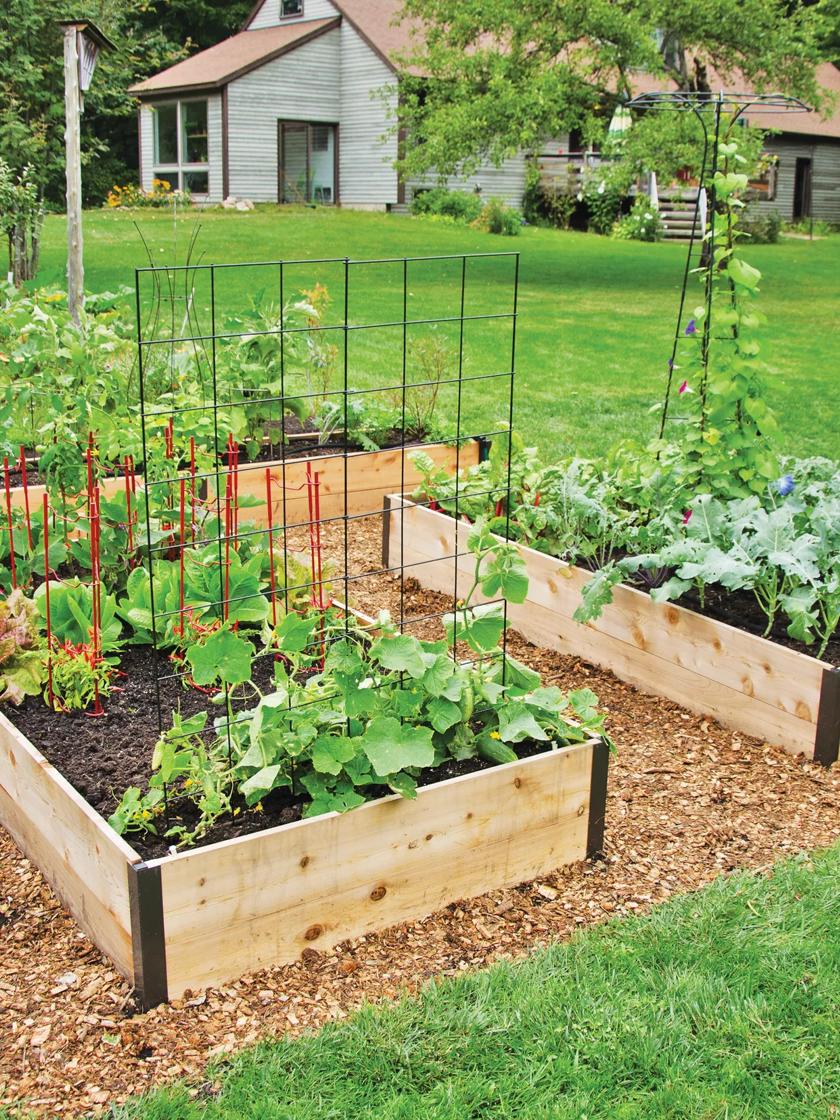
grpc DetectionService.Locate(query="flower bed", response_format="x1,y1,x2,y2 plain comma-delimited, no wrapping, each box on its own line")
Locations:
384,496,839,765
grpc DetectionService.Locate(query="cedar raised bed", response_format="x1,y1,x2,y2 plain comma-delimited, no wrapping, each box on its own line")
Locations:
0,711,606,1007
8,442,478,530
383,496,840,766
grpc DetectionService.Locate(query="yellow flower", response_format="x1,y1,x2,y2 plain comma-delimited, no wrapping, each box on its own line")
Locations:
254,802,264,813
489,730,500,740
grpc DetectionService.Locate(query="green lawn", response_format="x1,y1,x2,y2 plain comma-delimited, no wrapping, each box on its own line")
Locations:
108,845,840,1119
35,207,839,462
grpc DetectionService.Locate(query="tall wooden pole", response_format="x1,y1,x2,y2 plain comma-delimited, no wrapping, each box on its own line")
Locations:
63,26,84,326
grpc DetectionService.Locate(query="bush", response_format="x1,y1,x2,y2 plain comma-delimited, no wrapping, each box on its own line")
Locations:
473,197,523,236
410,188,483,223
581,178,625,235
739,208,782,244
612,196,664,242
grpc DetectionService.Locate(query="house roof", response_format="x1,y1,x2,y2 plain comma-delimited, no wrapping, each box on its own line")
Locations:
128,17,340,96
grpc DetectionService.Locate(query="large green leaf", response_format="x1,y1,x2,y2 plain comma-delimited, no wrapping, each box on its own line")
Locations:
360,716,435,776
187,628,253,686
370,634,428,678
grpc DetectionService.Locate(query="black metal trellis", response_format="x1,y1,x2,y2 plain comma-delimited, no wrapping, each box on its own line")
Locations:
135,252,519,825
624,90,811,433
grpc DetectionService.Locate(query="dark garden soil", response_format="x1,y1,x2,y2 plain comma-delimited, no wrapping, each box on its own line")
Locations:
10,644,548,861
678,582,840,665
1,517,839,1117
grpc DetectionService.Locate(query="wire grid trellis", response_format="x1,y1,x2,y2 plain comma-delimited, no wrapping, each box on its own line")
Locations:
625,90,811,433
135,251,520,821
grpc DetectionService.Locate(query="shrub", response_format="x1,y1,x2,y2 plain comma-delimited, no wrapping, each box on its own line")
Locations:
410,187,483,223
473,197,523,236
739,207,782,244
581,177,625,235
612,196,664,242
0,160,44,284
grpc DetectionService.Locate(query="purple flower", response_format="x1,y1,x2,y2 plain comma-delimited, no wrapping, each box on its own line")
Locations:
682,509,693,525
685,319,697,336
678,380,689,394
776,473,795,497
668,358,674,371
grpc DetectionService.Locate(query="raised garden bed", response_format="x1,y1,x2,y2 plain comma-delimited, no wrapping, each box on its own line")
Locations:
383,496,839,765
7,442,477,530
0,708,606,1006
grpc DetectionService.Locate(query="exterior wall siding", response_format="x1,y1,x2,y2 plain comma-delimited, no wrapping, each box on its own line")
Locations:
338,22,398,207
226,29,341,201
405,153,529,210
248,0,338,30
207,94,224,202
139,105,154,192
751,135,840,222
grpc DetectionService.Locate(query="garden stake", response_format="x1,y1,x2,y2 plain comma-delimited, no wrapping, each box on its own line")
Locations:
18,446,33,549
189,436,196,540
124,457,134,553
223,471,232,623
313,470,326,666
3,457,16,590
179,478,186,637
305,462,318,605
42,493,54,710
90,485,104,716
265,468,278,628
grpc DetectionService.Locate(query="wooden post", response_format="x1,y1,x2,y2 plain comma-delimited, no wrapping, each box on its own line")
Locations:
63,25,84,326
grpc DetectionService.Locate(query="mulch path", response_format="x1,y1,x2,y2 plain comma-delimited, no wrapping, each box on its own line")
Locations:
2,517,839,1117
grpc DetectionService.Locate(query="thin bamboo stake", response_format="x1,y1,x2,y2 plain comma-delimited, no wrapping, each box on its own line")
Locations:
3,457,16,590
18,446,32,549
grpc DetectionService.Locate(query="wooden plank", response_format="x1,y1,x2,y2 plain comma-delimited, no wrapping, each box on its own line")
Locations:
7,474,124,516
386,498,825,759
0,713,138,981
156,741,594,996
229,441,477,528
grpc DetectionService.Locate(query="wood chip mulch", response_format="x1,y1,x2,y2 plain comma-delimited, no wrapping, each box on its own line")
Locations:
2,516,839,1117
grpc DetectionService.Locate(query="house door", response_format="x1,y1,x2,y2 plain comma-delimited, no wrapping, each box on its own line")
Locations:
278,121,337,204
793,157,812,219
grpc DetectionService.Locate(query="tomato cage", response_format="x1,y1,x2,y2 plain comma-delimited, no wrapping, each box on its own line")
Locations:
134,251,520,825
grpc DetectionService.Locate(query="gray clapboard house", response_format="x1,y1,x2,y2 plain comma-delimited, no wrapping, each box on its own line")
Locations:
128,0,526,209
130,2,840,221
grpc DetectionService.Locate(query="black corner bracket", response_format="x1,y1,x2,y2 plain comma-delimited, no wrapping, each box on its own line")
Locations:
128,862,168,1009
586,737,610,860
814,666,840,767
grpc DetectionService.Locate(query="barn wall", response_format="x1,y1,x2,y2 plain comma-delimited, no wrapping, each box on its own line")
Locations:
751,134,840,222
405,154,529,210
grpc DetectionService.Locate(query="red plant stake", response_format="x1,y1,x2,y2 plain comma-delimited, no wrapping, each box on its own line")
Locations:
42,494,55,709
179,477,187,636
89,485,104,715
265,468,278,628
232,439,240,548
18,447,33,549
223,471,232,623
189,436,197,541
305,462,318,606
312,470,326,667
124,456,134,553
3,457,16,590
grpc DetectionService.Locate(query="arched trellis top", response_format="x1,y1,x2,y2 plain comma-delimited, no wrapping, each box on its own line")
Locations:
623,90,812,433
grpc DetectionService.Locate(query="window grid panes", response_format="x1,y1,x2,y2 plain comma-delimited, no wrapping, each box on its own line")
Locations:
281,0,303,15
152,99,210,196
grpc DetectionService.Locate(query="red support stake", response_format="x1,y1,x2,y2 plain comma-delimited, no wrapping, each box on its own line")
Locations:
179,478,186,637
86,444,94,521
189,436,196,541
90,485,103,715
19,446,32,549
124,457,134,553
42,494,54,710
3,457,16,590
313,470,326,667
232,439,240,549
265,468,277,628
305,461,317,607
223,472,232,623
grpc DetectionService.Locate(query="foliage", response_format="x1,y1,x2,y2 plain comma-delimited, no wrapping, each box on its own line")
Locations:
110,525,606,846
410,188,484,224
0,589,45,704
48,641,118,711
472,197,523,237
579,175,625,236
0,159,43,283
394,0,826,181
739,207,783,244
612,196,664,242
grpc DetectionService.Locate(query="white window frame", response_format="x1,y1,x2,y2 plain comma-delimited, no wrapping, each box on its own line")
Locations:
152,98,210,198
280,0,304,18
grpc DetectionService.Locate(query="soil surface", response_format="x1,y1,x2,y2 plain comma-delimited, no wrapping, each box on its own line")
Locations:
1,517,839,1117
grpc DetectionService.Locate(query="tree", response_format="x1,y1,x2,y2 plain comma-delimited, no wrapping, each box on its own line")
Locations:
395,0,829,179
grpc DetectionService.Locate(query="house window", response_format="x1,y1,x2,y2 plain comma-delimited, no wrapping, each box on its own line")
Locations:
153,99,210,197
281,0,303,16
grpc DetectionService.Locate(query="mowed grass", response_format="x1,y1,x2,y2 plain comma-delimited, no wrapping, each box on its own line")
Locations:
106,845,840,1119
35,207,840,462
